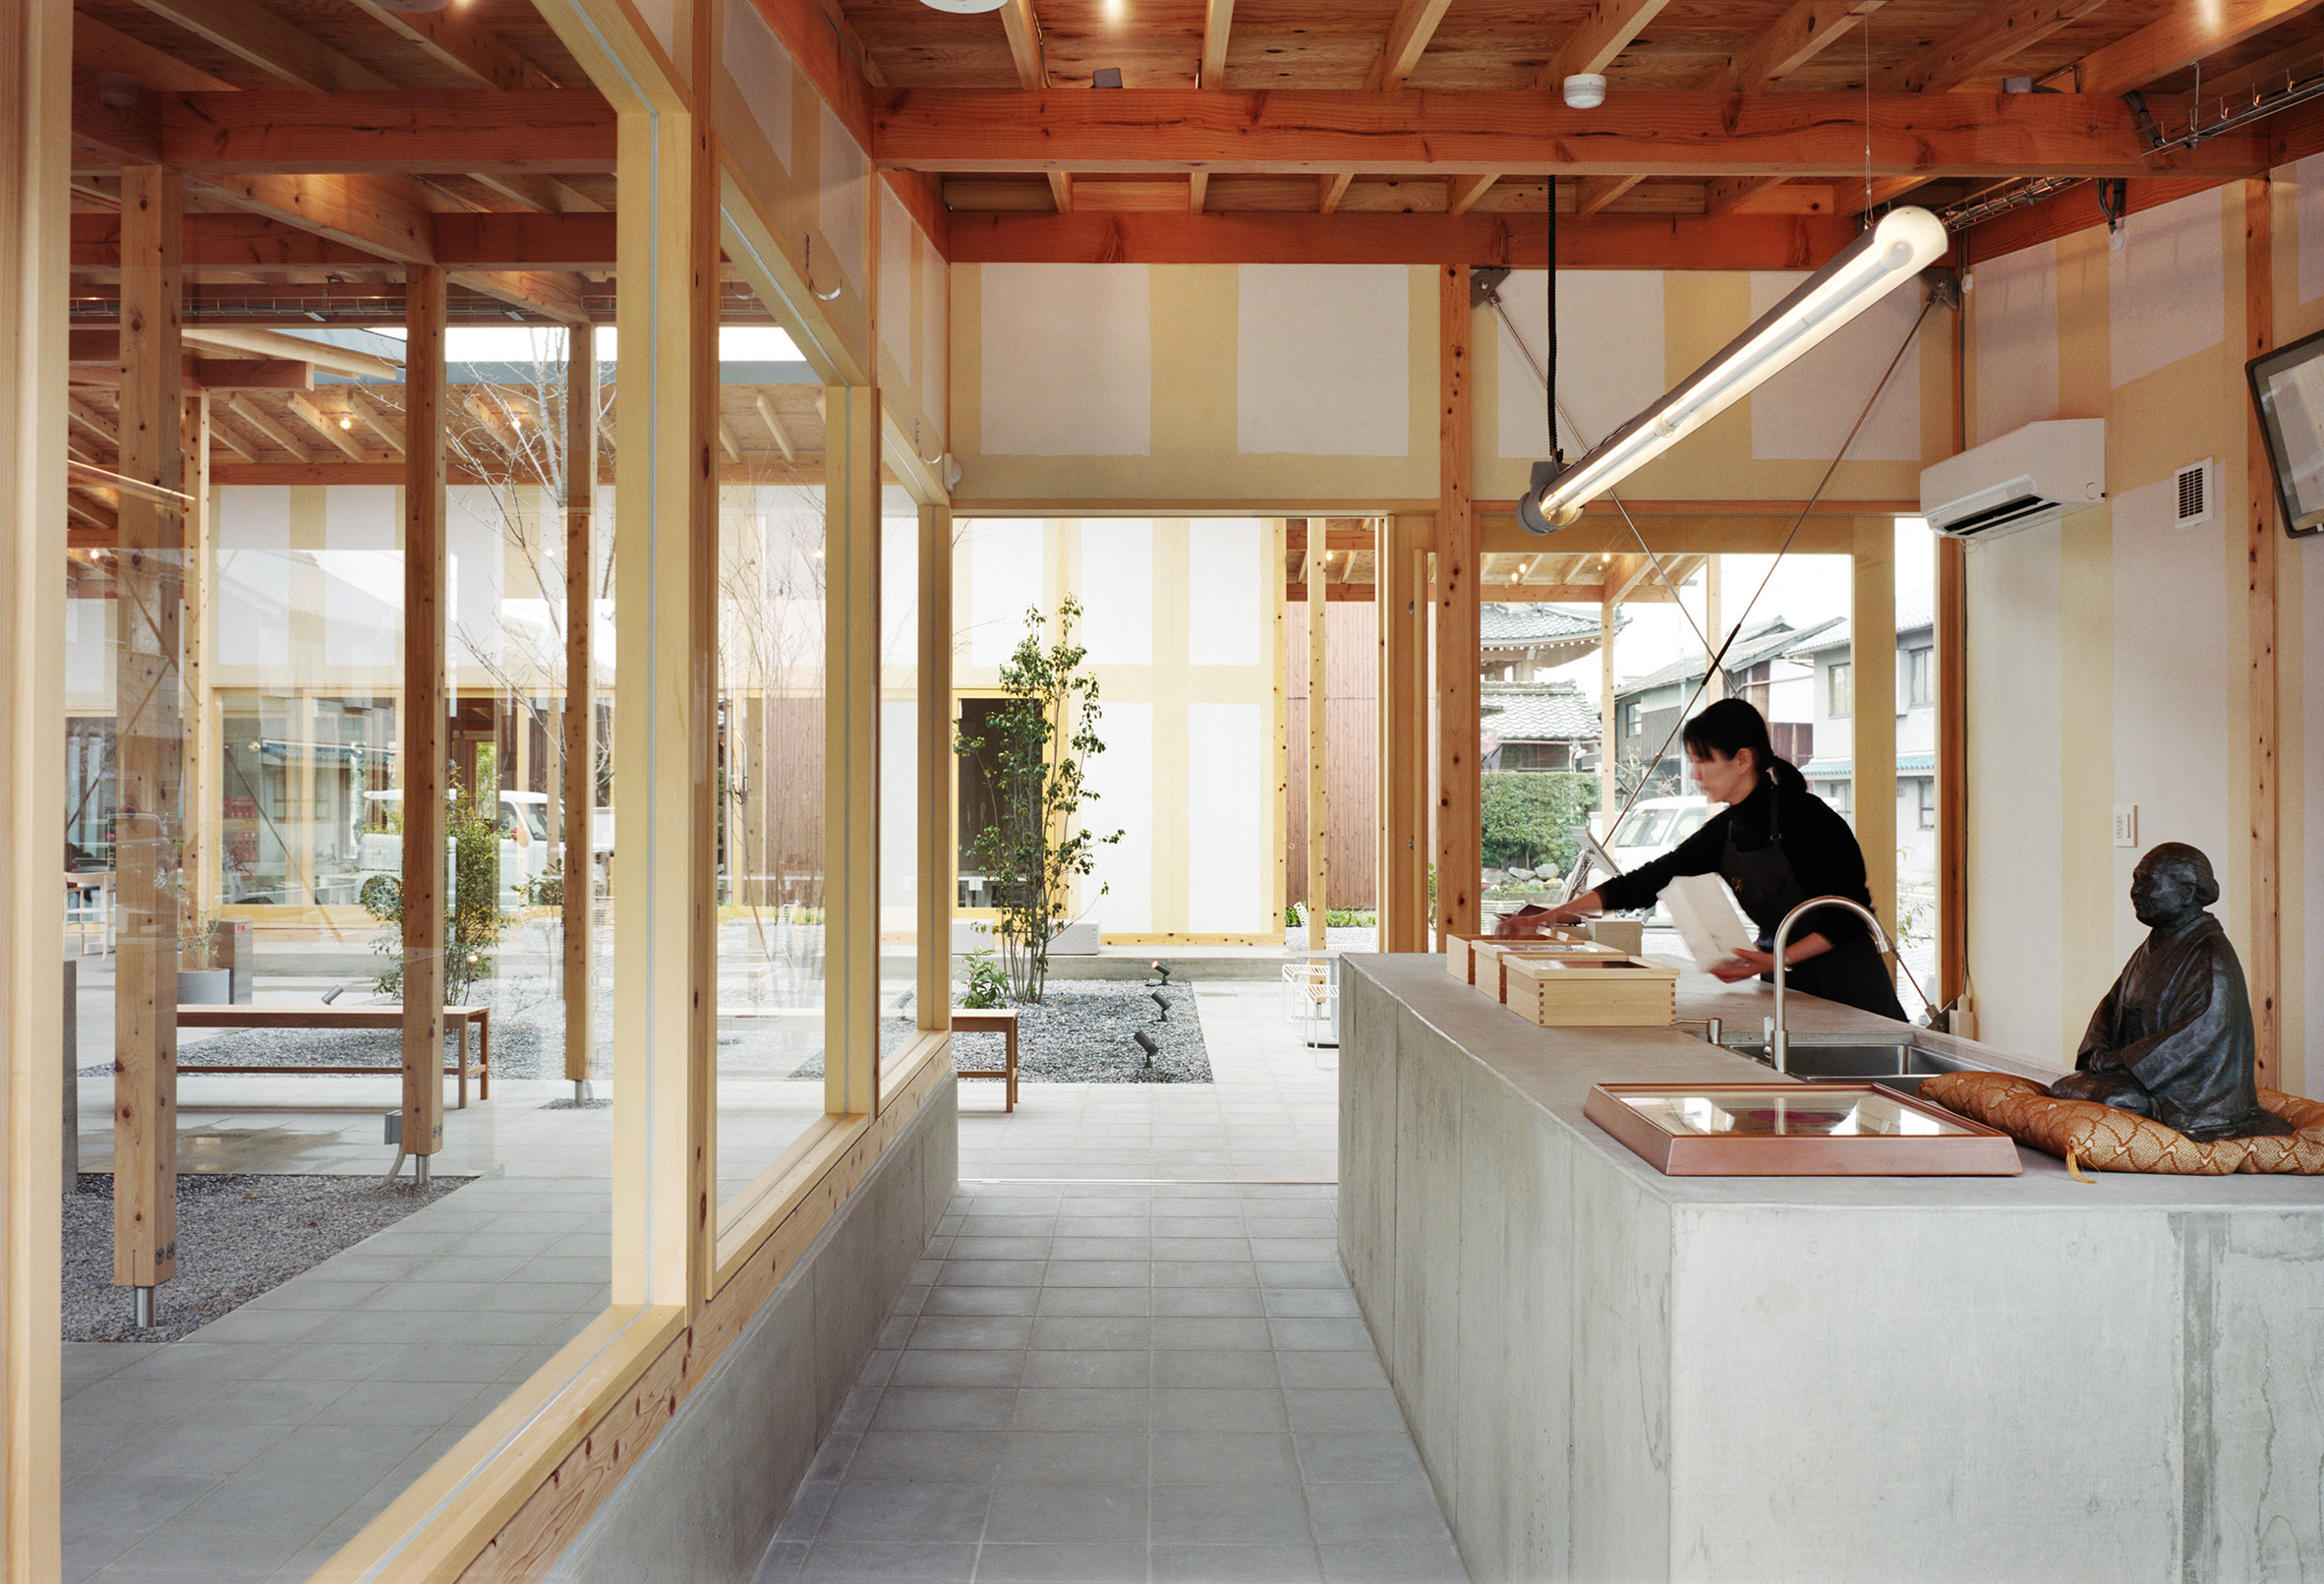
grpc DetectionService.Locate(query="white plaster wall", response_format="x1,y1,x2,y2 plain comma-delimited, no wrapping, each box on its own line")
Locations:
979,264,1152,457
818,104,866,298
1187,519,1262,668
1186,701,1265,931
878,184,913,381
2307,539,2324,1090
966,518,1042,666
1081,699,1153,932
1747,271,1923,461
1966,521,2065,1061
1076,519,1153,667
64,598,108,702
322,486,400,671
2110,188,2225,389
723,0,791,169
2111,474,2234,958
1236,265,1409,456
919,236,947,444
217,486,293,671
1971,241,2060,445
1493,269,1665,458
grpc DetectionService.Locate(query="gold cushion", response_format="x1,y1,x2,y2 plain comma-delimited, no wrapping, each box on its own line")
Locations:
1920,1072,2324,1175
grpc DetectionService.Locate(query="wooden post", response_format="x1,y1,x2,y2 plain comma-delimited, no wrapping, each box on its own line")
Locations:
113,165,183,1309
1307,520,1327,953
1702,554,1723,703
1270,519,1289,937
2,0,71,1561
1376,514,1428,952
401,265,448,1168
562,326,597,1091
181,393,215,941
1599,590,1618,834
1936,535,1966,1008
1434,265,1480,948
827,382,881,1114
919,503,954,1028
292,693,319,905
610,104,718,1310
1851,516,1897,947
2245,173,2281,1088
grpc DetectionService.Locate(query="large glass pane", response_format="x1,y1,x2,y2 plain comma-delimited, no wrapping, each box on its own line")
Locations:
879,482,921,1085
716,293,830,1212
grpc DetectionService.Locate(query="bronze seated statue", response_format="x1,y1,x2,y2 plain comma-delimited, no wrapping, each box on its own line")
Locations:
2048,843,2293,1143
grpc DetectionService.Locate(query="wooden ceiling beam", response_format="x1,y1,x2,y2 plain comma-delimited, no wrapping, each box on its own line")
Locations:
155,89,616,175
1199,0,1234,88
1703,175,1787,215
1832,173,1934,215
753,394,796,461
1703,0,1888,93
130,0,394,90
1573,174,1643,214
1190,171,1209,212
208,419,257,461
1318,172,1355,213
1000,0,1047,88
74,210,619,270
871,88,2258,179
351,392,404,455
2076,0,2324,96
287,391,369,460
225,393,312,459
189,171,440,264
1448,174,1498,213
1871,0,2109,94
1047,171,1074,212
336,0,560,91
945,209,1865,269
73,14,235,92
451,268,592,323
1539,0,1670,91
1367,0,1457,91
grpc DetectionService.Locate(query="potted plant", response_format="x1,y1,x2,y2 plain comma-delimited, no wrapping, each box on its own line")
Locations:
175,904,229,1005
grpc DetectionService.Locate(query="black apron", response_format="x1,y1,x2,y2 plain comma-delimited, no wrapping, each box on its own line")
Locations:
1716,779,1908,1022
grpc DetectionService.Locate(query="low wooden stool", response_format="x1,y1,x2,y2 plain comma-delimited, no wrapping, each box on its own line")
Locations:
950,1009,1019,1111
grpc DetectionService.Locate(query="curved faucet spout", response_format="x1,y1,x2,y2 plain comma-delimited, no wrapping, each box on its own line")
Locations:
1769,896,1893,1076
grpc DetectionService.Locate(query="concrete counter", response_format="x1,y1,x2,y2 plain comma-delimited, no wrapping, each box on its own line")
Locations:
1339,953,2324,1583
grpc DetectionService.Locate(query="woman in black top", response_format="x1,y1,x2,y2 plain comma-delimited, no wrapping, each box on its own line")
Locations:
1497,697,1908,1021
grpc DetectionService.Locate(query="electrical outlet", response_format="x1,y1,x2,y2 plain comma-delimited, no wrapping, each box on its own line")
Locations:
2113,803,2138,848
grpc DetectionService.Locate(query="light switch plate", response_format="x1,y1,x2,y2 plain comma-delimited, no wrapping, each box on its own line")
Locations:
2114,803,2138,848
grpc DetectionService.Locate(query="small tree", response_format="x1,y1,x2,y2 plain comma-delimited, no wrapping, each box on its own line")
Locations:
362,774,510,1005
955,597,1122,1003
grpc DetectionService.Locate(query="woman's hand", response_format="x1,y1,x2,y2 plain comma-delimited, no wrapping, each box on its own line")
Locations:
1710,948,1776,982
1493,905,1579,939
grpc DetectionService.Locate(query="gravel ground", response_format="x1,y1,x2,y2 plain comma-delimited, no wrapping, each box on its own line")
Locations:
63,1172,469,1342
803,981,1213,1085
86,1016,554,1082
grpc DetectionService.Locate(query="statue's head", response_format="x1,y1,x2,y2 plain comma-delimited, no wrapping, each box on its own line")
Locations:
2131,843,2219,928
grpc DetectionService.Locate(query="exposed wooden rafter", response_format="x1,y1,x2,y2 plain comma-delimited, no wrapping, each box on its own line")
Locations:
1538,0,1670,91
1367,0,1457,90
2076,0,2324,96
1447,175,1498,214
1870,0,2109,94
1704,0,1888,93
1199,0,1234,88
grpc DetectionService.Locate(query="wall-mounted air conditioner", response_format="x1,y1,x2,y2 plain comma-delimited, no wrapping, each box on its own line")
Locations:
1920,418,2105,541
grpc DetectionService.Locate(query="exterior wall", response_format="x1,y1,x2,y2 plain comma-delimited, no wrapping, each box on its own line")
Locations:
1962,177,2318,1092
954,516,1284,942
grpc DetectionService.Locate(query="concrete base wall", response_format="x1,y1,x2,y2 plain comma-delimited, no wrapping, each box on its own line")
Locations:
546,1079,958,1584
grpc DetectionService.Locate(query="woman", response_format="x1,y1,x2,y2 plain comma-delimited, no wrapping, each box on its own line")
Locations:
1498,696,1907,1021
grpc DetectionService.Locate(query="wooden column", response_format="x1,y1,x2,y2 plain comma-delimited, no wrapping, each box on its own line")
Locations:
401,266,448,1165
1307,520,1327,952
1936,535,1966,1008
1702,555,1723,703
1599,592,1618,831
562,326,597,1090
610,104,717,1308
1851,515,1897,946
1433,265,1480,948
113,166,183,1307
1270,519,1289,935
1376,514,1428,952
2,0,71,1561
826,382,881,1114
2244,173,2281,1087
181,394,215,942
919,503,954,1028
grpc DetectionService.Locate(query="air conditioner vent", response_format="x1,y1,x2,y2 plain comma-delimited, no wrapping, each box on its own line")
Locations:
2175,460,2216,529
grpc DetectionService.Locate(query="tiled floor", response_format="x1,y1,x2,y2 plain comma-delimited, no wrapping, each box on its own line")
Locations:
756,984,1469,1584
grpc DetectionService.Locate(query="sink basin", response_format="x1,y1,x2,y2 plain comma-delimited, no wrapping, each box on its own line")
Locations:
1715,1037,1970,1091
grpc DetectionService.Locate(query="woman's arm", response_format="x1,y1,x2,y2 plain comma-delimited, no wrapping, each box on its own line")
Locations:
1595,810,1731,913
1493,889,1605,937
1710,931,1835,982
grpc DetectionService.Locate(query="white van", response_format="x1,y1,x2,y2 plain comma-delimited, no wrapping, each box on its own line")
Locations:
1603,796,1716,909
357,790,555,906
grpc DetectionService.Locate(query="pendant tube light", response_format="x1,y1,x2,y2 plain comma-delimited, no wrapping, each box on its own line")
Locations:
1524,205,1948,532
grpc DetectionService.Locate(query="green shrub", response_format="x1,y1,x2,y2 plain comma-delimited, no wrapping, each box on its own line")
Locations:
363,776,509,1005
1481,771,1599,875
959,949,1009,1010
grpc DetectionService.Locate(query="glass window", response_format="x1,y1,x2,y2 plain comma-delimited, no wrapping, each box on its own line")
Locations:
1904,645,1933,709
879,483,921,1088
1917,778,1938,831
1828,660,1854,719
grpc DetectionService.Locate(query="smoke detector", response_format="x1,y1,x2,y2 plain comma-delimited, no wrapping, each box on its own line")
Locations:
1562,73,1606,109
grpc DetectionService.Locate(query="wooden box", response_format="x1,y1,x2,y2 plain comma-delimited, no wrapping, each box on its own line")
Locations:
1443,934,1495,984
1501,953,1679,1027
1471,938,1632,1003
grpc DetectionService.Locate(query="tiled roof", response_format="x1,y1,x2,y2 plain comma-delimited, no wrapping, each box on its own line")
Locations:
1614,616,1838,697
1479,603,1603,648
1782,603,1935,657
1481,682,1600,742
1800,752,1938,777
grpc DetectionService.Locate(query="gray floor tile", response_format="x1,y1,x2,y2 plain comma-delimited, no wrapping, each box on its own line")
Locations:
846,1431,1002,1483
908,1316,1034,1350
921,1286,1042,1318
1151,1431,1303,1485
890,1350,1028,1387
1151,1483,1314,1544
1150,1350,1279,1388
1152,1544,1325,1584
1035,1287,1149,1318
983,1482,1147,1544
1293,1432,1427,1484
801,1541,978,1581
1268,1319,1371,1352
1027,1316,1149,1351
1152,1288,1265,1319
1150,1386,1289,1433
1012,1388,1150,1431
1274,1353,1388,1390
870,1387,1019,1432
1316,1541,1468,1583
1040,1261,1150,1289
1303,1482,1452,1543
1262,1288,1361,1320
1019,1351,1147,1388
996,1431,1148,1485
1284,1389,1406,1433
972,1543,1146,1583
817,1480,990,1543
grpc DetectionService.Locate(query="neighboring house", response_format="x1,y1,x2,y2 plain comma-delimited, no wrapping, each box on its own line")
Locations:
1611,616,1833,792
1783,606,1938,882
1481,680,1600,773
1479,603,1610,682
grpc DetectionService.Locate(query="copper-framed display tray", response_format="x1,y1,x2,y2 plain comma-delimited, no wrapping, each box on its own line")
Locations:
1584,1083,2024,1176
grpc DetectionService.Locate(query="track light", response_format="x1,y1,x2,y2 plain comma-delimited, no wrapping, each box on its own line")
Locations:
1523,206,1948,533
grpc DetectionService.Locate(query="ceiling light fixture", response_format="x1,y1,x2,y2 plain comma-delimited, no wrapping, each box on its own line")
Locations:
1522,205,1947,533
1561,74,1606,109
919,0,1007,15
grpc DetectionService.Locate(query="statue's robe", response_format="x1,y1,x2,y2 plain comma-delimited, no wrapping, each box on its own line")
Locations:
2051,911,2291,1141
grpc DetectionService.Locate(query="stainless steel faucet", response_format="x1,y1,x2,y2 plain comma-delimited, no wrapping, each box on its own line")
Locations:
1767,895,1895,1076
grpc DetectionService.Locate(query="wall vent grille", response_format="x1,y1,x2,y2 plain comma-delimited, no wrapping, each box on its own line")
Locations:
2175,460,2216,529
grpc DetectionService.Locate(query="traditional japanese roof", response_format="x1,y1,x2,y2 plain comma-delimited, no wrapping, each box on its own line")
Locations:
1614,616,1838,700
1481,681,1599,744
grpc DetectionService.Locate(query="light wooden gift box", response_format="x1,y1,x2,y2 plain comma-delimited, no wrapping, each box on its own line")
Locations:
1469,937,1632,1003
1501,953,1680,1027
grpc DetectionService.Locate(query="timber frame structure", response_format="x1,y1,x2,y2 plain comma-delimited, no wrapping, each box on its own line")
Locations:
8,0,2324,1575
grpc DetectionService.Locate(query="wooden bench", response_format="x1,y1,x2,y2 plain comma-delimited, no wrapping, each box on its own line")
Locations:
174,1005,492,1107
949,1009,1019,1111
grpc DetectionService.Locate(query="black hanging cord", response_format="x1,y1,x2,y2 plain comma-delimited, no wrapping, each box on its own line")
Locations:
1546,175,1559,465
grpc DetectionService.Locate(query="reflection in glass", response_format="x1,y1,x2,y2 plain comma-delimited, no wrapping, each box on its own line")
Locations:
879,484,920,1081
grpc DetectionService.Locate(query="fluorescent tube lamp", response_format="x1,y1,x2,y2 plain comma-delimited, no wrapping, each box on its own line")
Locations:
1522,205,1948,534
